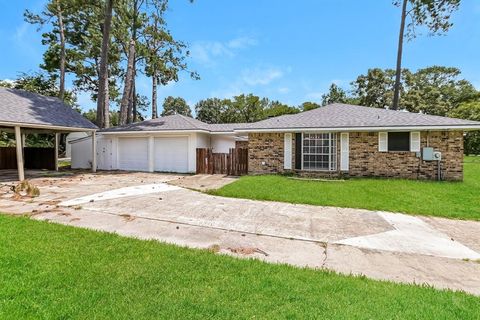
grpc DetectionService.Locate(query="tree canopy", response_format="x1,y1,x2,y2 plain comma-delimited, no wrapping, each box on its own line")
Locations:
161,96,192,117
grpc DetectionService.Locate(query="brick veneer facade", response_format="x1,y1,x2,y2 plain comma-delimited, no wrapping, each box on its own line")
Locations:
248,131,464,181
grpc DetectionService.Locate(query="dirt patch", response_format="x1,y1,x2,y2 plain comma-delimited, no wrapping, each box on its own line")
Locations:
227,247,269,256
169,174,238,191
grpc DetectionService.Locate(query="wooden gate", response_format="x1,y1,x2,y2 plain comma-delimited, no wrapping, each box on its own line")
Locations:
0,147,55,170
196,148,248,175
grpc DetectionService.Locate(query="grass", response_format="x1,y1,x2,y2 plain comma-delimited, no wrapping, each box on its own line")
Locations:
0,215,479,319
211,156,480,221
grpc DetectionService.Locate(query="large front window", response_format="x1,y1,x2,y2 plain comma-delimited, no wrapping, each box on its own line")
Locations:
302,133,337,171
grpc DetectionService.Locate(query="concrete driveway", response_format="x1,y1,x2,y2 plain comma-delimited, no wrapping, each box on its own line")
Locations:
1,171,479,295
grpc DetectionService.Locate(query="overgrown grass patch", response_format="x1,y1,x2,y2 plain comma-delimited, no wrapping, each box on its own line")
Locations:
0,215,478,319
211,157,480,220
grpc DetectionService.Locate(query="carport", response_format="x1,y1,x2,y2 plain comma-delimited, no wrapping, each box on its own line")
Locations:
0,88,97,181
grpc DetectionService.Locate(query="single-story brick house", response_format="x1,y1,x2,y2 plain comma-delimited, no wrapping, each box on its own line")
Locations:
71,103,480,180
238,104,480,181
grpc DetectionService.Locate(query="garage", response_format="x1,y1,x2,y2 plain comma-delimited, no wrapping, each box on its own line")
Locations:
154,136,188,173
118,137,149,171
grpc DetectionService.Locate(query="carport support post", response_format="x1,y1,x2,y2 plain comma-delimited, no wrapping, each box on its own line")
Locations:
91,132,97,173
54,133,60,171
14,126,25,181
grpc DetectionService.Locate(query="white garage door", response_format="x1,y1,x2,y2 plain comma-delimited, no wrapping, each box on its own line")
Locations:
154,136,189,173
118,137,149,171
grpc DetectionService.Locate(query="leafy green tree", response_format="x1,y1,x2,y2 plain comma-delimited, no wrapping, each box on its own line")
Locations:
161,96,192,117
392,0,460,110
144,3,198,120
83,109,120,127
195,98,230,124
403,66,478,116
264,101,299,118
223,94,268,123
321,84,353,106
24,0,71,100
351,68,399,109
449,102,480,155
300,101,321,112
0,72,77,106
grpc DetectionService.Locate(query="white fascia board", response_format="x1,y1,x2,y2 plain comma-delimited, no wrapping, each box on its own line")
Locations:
209,131,237,135
100,129,210,135
234,125,480,133
0,121,97,132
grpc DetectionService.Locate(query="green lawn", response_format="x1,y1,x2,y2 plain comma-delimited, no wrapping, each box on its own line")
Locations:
211,156,480,220
0,215,479,319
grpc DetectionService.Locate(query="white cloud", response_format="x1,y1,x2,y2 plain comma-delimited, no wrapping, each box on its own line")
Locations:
227,36,258,49
241,67,284,86
277,87,290,94
190,36,257,65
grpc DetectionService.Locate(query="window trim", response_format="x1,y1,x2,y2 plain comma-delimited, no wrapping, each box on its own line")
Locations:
301,132,337,172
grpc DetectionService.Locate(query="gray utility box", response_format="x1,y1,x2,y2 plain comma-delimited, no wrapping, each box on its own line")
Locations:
422,147,434,161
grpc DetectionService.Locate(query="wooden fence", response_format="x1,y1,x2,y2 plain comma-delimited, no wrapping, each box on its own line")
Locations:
0,147,55,170
196,148,248,176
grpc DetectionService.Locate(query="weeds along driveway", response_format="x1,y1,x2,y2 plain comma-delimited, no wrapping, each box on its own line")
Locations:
1,172,480,295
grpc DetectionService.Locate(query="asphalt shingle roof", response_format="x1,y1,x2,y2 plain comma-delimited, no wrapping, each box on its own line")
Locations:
101,114,249,133
240,103,480,131
0,88,97,130
98,103,480,134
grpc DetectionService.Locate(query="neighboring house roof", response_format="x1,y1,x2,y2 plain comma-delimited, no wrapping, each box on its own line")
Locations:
101,114,249,133
235,103,480,132
0,88,97,130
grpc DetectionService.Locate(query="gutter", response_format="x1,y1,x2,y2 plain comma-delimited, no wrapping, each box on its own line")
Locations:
0,120,97,132
234,125,480,133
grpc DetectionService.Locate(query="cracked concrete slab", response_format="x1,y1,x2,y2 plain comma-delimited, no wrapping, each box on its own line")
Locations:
1,172,480,295
335,212,480,260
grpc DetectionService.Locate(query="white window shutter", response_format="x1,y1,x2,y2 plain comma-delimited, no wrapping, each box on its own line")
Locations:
340,133,349,171
284,133,292,170
378,132,388,152
410,132,421,152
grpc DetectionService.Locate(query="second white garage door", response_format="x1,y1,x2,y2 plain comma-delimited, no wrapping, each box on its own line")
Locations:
154,136,189,173
118,137,149,171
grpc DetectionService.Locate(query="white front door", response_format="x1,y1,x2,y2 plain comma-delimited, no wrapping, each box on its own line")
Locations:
154,136,189,173
118,137,149,171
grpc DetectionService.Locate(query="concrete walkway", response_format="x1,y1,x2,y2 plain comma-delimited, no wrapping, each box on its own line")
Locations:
1,172,479,295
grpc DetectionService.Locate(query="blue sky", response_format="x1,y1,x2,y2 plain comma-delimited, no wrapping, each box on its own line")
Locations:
0,0,479,117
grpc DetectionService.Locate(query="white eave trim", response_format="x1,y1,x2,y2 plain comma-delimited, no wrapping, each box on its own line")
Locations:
100,129,211,135
234,125,480,133
0,120,97,132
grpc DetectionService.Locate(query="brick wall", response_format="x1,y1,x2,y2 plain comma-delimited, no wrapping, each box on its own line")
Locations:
248,131,464,180
248,133,285,174
349,131,463,181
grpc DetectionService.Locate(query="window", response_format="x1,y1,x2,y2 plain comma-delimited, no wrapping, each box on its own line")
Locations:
302,133,337,171
388,132,410,151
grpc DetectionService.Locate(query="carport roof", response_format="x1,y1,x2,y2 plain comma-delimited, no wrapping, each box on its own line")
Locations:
0,88,97,131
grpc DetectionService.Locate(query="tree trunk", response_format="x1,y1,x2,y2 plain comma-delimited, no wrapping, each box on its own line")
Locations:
152,72,157,119
119,39,136,125
392,0,408,111
127,64,136,124
96,0,113,128
56,0,66,101
132,82,137,123
104,75,110,127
